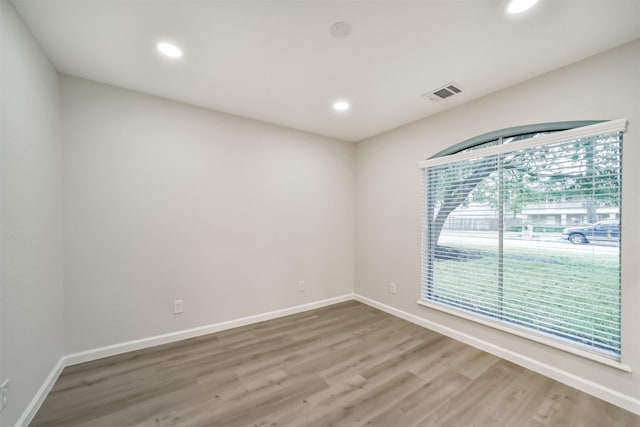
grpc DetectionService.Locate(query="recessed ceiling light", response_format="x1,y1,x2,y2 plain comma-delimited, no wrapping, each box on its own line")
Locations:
156,42,183,59
331,22,351,38
333,101,350,111
506,0,539,14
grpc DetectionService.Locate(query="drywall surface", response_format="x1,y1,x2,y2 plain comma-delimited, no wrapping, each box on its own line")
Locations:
355,41,640,409
0,0,64,425
62,76,355,354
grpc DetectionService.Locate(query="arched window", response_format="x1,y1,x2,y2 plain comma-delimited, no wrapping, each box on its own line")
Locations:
431,120,602,157
419,119,625,362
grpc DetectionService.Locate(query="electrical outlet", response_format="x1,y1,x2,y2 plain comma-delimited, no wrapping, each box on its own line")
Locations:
1,379,10,412
173,300,184,315
298,281,305,292
389,282,397,294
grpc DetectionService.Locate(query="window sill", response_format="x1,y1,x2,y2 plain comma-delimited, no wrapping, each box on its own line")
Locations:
417,299,632,373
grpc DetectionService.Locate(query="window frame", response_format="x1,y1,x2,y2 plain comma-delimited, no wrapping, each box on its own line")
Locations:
417,118,630,371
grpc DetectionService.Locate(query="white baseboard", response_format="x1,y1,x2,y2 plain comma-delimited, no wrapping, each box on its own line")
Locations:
15,291,639,427
64,294,354,366
354,293,640,416
14,294,353,427
14,357,65,427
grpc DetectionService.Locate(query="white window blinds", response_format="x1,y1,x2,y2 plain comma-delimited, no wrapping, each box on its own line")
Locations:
419,119,626,359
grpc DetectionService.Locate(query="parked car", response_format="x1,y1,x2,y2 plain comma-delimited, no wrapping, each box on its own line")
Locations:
562,220,620,244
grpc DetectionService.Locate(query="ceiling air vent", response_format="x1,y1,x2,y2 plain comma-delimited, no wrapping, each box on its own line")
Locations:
423,83,462,102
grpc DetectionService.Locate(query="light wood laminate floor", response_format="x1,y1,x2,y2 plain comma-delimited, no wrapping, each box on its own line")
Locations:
31,301,639,427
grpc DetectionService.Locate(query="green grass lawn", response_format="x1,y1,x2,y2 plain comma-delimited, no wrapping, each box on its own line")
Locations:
430,244,620,355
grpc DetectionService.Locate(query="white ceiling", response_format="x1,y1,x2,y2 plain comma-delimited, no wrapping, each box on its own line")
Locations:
12,0,640,142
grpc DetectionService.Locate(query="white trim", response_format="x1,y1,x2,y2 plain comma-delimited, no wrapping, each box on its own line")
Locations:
416,299,630,371
14,357,65,427
354,293,640,416
13,294,354,426
418,118,627,169
15,292,640,425
64,294,354,366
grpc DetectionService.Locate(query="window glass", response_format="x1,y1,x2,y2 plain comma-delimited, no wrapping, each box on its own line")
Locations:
422,128,623,358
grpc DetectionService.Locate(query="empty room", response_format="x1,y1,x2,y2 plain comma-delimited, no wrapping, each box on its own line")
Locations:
1,0,640,426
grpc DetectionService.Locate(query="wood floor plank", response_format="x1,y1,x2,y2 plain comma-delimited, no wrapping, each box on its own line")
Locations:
364,367,471,427
235,315,399,383
532,382,582,427
408,337,469,378
298,370,424,427
319,331,437,386
30,301,640,427
445,346,501,380
171,372,329,427
414,360,524,427
489,368,556,426
571,393,640,427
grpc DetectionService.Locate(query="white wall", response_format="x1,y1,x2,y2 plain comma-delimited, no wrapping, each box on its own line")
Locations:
0,0,64,425
355,40,640,411
62,76,355,354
